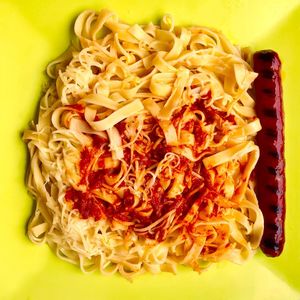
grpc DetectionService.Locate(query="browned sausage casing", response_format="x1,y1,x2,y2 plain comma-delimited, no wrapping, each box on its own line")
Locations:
253,50,285,257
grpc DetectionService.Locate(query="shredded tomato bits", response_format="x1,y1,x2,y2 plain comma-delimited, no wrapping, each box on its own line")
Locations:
65,96,232,241
191,97,236,125
65,103,84,113
65,189,104,220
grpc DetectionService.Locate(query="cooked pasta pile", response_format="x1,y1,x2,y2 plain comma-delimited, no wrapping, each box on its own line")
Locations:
24,9,263,279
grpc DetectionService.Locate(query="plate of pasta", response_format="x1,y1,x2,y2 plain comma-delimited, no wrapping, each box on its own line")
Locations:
0,0,300,299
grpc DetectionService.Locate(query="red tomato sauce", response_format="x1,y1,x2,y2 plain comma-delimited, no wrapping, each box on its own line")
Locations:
65,94,225,241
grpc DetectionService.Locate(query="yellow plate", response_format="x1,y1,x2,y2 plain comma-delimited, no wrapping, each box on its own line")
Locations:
0,0,300,299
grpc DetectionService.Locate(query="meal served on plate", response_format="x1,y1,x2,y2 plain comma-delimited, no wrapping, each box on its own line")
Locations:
23,9,285,279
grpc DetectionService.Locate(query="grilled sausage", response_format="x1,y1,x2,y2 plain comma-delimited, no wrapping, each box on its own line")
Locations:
253,50,285,257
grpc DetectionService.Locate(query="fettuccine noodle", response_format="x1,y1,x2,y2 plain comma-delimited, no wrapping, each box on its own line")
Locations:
24,9,263,279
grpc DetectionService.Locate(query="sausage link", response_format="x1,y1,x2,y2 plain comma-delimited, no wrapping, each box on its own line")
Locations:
253,50,285,257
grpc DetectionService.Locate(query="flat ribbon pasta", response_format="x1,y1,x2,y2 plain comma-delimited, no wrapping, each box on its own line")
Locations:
24,9,263,280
